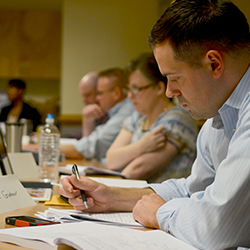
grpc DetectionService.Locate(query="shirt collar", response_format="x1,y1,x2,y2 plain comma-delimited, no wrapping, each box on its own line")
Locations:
224,65,250,109
212,65,250,130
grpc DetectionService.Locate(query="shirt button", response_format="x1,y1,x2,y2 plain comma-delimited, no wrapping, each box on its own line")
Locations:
231,128,236,133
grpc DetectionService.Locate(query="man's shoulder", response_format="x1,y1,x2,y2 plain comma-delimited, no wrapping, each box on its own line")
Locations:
1,103,12,111
118,98,134,111
0,104,11,120
23,102,33,109
23,102,39,112
110,98,135,116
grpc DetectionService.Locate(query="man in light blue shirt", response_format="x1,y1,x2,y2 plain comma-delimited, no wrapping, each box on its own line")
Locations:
60,1,250,249
61,68,135,162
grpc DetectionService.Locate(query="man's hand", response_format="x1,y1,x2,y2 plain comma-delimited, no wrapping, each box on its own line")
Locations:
132,193,166,228
60,175,112,212
82,104,106,136
60,175,152,213
82,104,106,121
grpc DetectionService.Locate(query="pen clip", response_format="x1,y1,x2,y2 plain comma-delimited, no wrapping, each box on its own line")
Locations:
72,164,80,179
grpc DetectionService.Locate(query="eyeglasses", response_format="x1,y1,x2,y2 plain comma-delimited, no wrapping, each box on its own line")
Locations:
123,84,155,95
96,87,115,96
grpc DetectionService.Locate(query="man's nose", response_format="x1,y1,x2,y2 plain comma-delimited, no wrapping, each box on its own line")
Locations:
95,95,100,102
165,82,180,99
127,91,133,99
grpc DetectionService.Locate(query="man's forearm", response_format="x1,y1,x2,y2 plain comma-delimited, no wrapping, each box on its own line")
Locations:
60,144,83,159
83,118,97,137
108,187,155,211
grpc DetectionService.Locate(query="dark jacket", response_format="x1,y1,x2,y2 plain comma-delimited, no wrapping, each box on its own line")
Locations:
0,102,41,131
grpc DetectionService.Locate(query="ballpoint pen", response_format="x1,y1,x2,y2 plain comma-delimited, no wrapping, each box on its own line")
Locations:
72,164,88,209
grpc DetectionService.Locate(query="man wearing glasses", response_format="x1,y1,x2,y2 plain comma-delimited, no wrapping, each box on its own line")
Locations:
61,67,135,164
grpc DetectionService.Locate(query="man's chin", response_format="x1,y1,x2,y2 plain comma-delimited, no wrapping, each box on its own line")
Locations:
188,110,202,120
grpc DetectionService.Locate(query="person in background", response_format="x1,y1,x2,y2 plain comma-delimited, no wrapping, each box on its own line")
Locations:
79,72,109,138
78,71,98,105
0,79,41,132
60,67,135,162
60,0,250,249
106,53,198,182
64,72,108,139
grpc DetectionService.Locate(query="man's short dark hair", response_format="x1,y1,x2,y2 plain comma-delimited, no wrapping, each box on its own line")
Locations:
98,68,127,89
148,0,250,68
8,79,26,89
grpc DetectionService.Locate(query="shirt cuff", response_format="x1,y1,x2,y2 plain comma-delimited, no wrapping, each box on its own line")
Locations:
157,197,190,232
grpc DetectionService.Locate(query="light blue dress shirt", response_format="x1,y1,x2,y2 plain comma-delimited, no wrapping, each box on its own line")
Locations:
74,98,135,162
149,66,250,250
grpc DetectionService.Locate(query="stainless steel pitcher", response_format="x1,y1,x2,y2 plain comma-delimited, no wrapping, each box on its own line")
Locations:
5,122,24,153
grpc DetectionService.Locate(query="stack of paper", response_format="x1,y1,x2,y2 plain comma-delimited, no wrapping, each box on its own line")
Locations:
0,221,198,250
36,208,143,227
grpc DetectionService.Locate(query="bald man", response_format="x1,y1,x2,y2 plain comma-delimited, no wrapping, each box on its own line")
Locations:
79,72,109,137
78,71,98,105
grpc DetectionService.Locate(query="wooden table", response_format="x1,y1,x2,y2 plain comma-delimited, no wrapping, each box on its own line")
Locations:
0,159,107,250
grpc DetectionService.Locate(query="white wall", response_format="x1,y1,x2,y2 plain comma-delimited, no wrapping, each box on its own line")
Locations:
232,0,250,22
60,0,250,115
60,0,160,114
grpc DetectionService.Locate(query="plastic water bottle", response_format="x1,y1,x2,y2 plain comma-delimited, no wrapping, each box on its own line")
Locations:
38,114,60,183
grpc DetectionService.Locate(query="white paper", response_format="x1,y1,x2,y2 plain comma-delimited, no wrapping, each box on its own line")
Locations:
0,221,198,250
58,164,126,177
38,208,143,227
89,177,148,188
60,175,148,188
0,175,36,214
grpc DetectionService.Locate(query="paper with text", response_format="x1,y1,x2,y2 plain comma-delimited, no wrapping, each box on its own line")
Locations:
37,208,143,227
0,221,198,250
0,175,36,214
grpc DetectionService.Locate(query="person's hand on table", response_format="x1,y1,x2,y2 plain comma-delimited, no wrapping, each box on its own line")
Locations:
60,175,160,228
132,193,166,229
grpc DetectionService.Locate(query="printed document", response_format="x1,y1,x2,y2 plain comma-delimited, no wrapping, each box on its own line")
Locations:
0,221,198,250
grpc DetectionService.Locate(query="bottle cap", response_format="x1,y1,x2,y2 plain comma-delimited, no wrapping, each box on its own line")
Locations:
47,114,54,119
46,114,54,124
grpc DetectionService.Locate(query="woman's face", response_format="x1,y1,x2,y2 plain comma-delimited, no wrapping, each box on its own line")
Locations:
127,69,159,115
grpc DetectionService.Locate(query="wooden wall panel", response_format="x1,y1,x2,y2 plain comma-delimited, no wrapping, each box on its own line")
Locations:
0,10,61,79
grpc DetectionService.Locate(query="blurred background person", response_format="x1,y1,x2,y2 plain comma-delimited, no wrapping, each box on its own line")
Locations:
80,71,109,138
0,79,41,132
106,53,198,182
64,71,108,139
78,71,98,105
23,68,135,163
60,67,135,162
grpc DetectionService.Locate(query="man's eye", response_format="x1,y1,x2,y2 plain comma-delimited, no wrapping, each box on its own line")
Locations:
170,78,179,82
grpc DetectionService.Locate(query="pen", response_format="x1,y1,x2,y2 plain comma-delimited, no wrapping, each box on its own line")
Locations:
51,182,62,187
72,164,88,209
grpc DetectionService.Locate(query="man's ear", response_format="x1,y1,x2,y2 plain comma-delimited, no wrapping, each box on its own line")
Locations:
112,86,122,100
19,88,25,96
156,81,166,95
205,50,224,78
